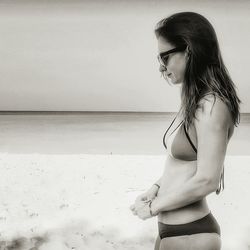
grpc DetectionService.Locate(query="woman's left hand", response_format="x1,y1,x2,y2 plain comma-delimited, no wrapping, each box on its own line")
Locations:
130,200,152,220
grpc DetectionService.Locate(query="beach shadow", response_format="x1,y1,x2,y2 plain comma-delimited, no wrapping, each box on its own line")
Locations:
0,234,48,250
0,218,155,250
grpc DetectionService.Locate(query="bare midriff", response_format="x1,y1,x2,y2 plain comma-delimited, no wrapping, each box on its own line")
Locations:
157,154,210,225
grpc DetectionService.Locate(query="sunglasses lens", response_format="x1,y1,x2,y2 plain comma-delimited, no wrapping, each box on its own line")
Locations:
162,55,169,65
158,55,169,67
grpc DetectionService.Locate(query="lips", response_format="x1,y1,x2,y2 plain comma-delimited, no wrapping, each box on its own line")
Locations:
162,71,172,79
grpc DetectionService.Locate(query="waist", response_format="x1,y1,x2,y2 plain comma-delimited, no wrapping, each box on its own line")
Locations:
158,157,198,200
157,198,210,224
163,154,197,180
159,155,209,224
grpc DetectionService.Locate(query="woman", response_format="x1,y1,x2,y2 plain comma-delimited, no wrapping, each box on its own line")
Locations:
130,12,241,250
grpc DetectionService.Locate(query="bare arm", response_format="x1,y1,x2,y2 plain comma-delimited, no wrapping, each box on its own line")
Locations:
151,96,231,215
154,177,162,187
144,177,162,195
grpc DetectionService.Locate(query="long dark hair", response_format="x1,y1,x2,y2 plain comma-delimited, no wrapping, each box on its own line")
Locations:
154,12,241,129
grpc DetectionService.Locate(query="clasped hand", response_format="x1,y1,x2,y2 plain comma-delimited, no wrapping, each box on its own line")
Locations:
129,192,156,220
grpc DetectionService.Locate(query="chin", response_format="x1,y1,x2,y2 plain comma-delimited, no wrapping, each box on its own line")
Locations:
172,76,184,85
170,78,182,85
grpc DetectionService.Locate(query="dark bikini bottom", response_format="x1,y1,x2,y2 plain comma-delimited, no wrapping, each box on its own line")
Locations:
158,212,221,239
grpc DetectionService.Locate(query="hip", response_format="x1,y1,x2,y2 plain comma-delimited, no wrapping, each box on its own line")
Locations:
158,211,221,239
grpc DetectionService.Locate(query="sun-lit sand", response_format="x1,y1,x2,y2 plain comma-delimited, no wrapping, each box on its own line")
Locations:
0,154,249,249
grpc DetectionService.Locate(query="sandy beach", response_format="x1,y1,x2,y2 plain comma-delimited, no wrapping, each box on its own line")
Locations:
0,154,249,249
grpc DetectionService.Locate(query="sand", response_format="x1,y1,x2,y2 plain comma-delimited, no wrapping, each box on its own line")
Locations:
0,154,249,250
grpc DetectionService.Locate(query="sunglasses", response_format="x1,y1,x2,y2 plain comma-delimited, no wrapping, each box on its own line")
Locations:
157,45,187,67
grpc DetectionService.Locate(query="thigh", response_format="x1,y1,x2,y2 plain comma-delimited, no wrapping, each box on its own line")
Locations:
159,233,221,250
154,235,161,250
159,235,189,250
188,233,221,250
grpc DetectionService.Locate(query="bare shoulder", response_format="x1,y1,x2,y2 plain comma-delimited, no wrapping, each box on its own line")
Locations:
195,94,233,129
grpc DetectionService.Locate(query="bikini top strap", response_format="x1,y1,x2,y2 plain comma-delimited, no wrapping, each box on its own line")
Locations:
163,111,181,150
183,123,197,153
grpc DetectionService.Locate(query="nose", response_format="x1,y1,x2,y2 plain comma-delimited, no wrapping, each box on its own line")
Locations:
159,64,166,73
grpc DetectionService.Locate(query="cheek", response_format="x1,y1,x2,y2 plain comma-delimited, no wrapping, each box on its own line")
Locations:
170,56,186,78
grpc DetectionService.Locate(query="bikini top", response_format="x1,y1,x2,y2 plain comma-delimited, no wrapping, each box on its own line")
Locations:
162,111,225,195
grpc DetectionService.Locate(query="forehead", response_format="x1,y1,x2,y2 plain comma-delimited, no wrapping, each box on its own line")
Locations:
157,37,175,54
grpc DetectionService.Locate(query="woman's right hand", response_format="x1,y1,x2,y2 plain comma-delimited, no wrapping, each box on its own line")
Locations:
130,185,160,216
